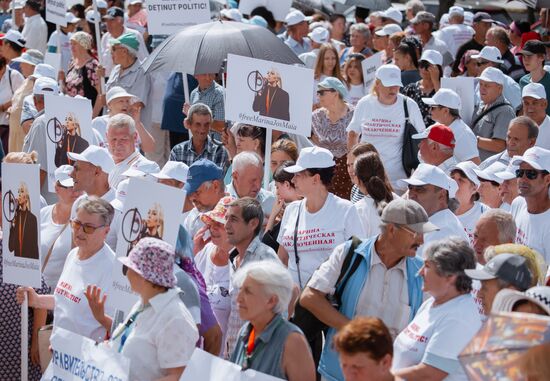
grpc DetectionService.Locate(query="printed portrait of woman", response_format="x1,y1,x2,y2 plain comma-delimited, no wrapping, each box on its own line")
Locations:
252,68,290,121
54,113,89,167
125,203,165,256
8,182,39,259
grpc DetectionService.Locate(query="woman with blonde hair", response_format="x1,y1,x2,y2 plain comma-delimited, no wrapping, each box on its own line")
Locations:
54,112,89,167
313,43,346,107
484,244,546,286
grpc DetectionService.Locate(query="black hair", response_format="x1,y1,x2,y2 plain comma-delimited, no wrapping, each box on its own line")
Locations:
306,166,335,187
250,6,276,29
5,40,24,53
273,160,296,187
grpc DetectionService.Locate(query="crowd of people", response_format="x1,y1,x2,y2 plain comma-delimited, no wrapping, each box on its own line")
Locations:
1,1,550,381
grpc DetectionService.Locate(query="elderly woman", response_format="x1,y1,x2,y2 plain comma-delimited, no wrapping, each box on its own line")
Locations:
311,77,354,199
230,261,315,381
393,238,482,380
339,23,372,65
347,64,426,191
17,197,116,342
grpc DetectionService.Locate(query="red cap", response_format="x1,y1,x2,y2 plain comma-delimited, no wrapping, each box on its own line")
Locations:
428,124,455,148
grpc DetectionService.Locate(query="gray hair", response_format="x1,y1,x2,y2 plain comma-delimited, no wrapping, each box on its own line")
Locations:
107,113,136,135
187,102,212,124
233,261,293,314
75,196,115,226
480,209,517,244
228,197,264,237
350,23,371,39
232,151,263,173
424,237,476,293
510,116,539,140
405,0,425,15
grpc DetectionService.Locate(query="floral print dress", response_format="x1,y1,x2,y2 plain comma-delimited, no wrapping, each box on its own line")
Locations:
65,58,99,106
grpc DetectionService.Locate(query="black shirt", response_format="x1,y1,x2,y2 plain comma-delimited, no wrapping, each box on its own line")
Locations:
452,38,484,74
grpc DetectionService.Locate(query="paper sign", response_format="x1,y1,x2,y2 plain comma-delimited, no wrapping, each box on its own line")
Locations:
441,77,476,126
226,54,314,137
180,349,285,381
44,94,95,193
2,163,41,288
41,327,130,381
361,52,384,91
238,0,292,22
44,52,62,77
45,0,67,26
107,178,185,316
146,0,211,35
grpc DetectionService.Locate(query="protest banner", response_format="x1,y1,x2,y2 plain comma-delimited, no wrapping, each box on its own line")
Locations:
44,94,94,192
108,178,185,316
361,51,384,91
45,52,62,78
42,327,130,381
45,0,67,26
2,163,42,288
180,349,284,381
146,0,211,35
441,77,476,126
238,0,292,21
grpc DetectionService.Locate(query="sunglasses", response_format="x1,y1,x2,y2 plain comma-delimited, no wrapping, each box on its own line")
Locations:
70,219,106,234
476,60,490,66
515,169,549,180
317,89,336,96
419,61,431,69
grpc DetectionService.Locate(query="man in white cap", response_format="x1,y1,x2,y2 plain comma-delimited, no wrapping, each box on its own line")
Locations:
424,88,480,164
299,27,329,69
472,67,516,161
22,76,59,202
522,83,550,150
21,0,47,53
410,11,453,67
46,12,80,73
472,46,521,110
381,7,402,25
374,24,402,63
399,163,468,255
127,0,147,33
151,160,193,214
282,9,311,56
436,6,474,59
510,146,550,263
412,123,457,174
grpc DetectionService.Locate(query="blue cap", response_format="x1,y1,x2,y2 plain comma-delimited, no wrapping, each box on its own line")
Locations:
184,159,223,194
318,77,348,98
249,15,268,28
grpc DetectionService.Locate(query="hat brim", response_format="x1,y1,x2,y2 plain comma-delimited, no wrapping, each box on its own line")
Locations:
284,164,306,174
511,157,544,171
471,54,504,64
477,76,504,86
518,50,537,56
12,57,37,66
58,178,74,187
411,131,428,140
422,97,437,105
200,213,225,226
66,151,89,164
464,267,497,280
409,220,439,234
495,170,516,181
398,178,428,188
184,180,202,194
494,290,550,315
374,30,389,37
111,199,124,211
379,78,403,87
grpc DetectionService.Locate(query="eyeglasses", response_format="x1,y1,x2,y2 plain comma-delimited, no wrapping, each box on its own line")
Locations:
476,60,490,67
397,224,418,239
419,61,431,70
70,219,106,234
317,89,336,96
515,169,549,180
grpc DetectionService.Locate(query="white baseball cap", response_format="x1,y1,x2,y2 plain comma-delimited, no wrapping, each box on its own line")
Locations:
129,0,142,4
420,49,443,66
522,82,547,100
374,23,403,37
399,163,458,197
33,77,59,95
449,6,464,17
96,0,107,9
422,88,461,110
55,165,74,187
464,11,474,25
450,161,481,187
112,178,129,211
375,64,403,87
285,10,306,26
1,29,25,47
106,86,137,104
284,146,335,173
65,12,80,24
308,27,329,44
67,146,115,174
152,161,189,183
382,7,403,24
474,161,508,185
86,9,100,23
30,63,56,80
220,8,243,22
477,67,505,86
495,161,519,181
471,46,504,64
511,146,550,172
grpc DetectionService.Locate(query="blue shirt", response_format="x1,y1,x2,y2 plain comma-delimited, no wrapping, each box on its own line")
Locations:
284,36,312,56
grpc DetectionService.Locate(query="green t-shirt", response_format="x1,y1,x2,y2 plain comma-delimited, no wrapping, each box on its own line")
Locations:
519,71,550,115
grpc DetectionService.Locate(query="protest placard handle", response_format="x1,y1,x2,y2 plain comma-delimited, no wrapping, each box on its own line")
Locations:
21,292,28,381
182,73,192,138
264,127,272,190
92,0,105,94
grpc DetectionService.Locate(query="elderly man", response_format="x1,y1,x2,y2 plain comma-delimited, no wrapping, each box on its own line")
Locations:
510,147,550,263
107,113,159,188
400,163,468,255
485,26,525,80
425,88,480,164
282,10,311,56
472,46,522,110
228,151,275,217
410,11,453,67
169,103,229,171
472,67,516,161
452,12,494,76
518,40,550,115
436,6,474,59
413,124,457,174
301,198,436,381
299,27,330,69
522,83,550,150
473,209,516,265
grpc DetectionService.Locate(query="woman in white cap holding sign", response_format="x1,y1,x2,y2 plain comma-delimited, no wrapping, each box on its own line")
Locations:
347,64,426,191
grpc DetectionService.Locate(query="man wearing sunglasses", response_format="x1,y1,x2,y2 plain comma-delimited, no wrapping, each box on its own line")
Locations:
510,147,550,263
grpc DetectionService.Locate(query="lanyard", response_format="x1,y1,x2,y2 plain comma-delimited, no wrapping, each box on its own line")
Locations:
112,305,148,353
241,318,283,371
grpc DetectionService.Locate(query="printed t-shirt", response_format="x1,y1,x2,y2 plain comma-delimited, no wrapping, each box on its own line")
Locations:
345,84,366,106
40,205,73,289
511,197,550,263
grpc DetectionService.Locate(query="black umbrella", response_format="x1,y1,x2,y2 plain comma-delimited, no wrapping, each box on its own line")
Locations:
141,21,303,75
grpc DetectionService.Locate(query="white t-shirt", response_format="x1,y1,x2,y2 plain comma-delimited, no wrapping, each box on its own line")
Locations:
47,30,72,73
347,94,426,189
52,244,115,342
436,24,475,58
277,193,365,287
355,193,400,238
417,209,469,258
195,243,231,336
448,118,480,162
536,116,550,150
40,205,73,289
392,294,482,381
0,67,24,125
346,84,366,106
511,197,550,263
456,202,490,246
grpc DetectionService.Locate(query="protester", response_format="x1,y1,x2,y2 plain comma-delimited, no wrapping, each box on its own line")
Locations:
21,0,47,53
518,40,550,115
46,12,79,74
436,6,474,59
458,49,480,77
392,238,481,380
473,162,507,209
496,162,520,209
269,138,299,176
339,23,371,65
373,25,402,63
472,209,516,265
522,83,550,149
484,244,545,287
1,29,26,71
410,12,452,67
283,10,311,56
184,72,225,134
0,56,24,154
413,124,457,174
299,27,330,69
230,261,315,381
452,12,493,76
393,37,422,87
485,26,525,80
492,285,550,315
313,43,345,107
342,54,366,106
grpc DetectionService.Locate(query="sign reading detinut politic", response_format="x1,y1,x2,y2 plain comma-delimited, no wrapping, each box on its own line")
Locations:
146,0,211,35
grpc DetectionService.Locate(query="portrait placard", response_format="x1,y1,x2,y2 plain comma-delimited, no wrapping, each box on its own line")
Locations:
146,0,210,35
